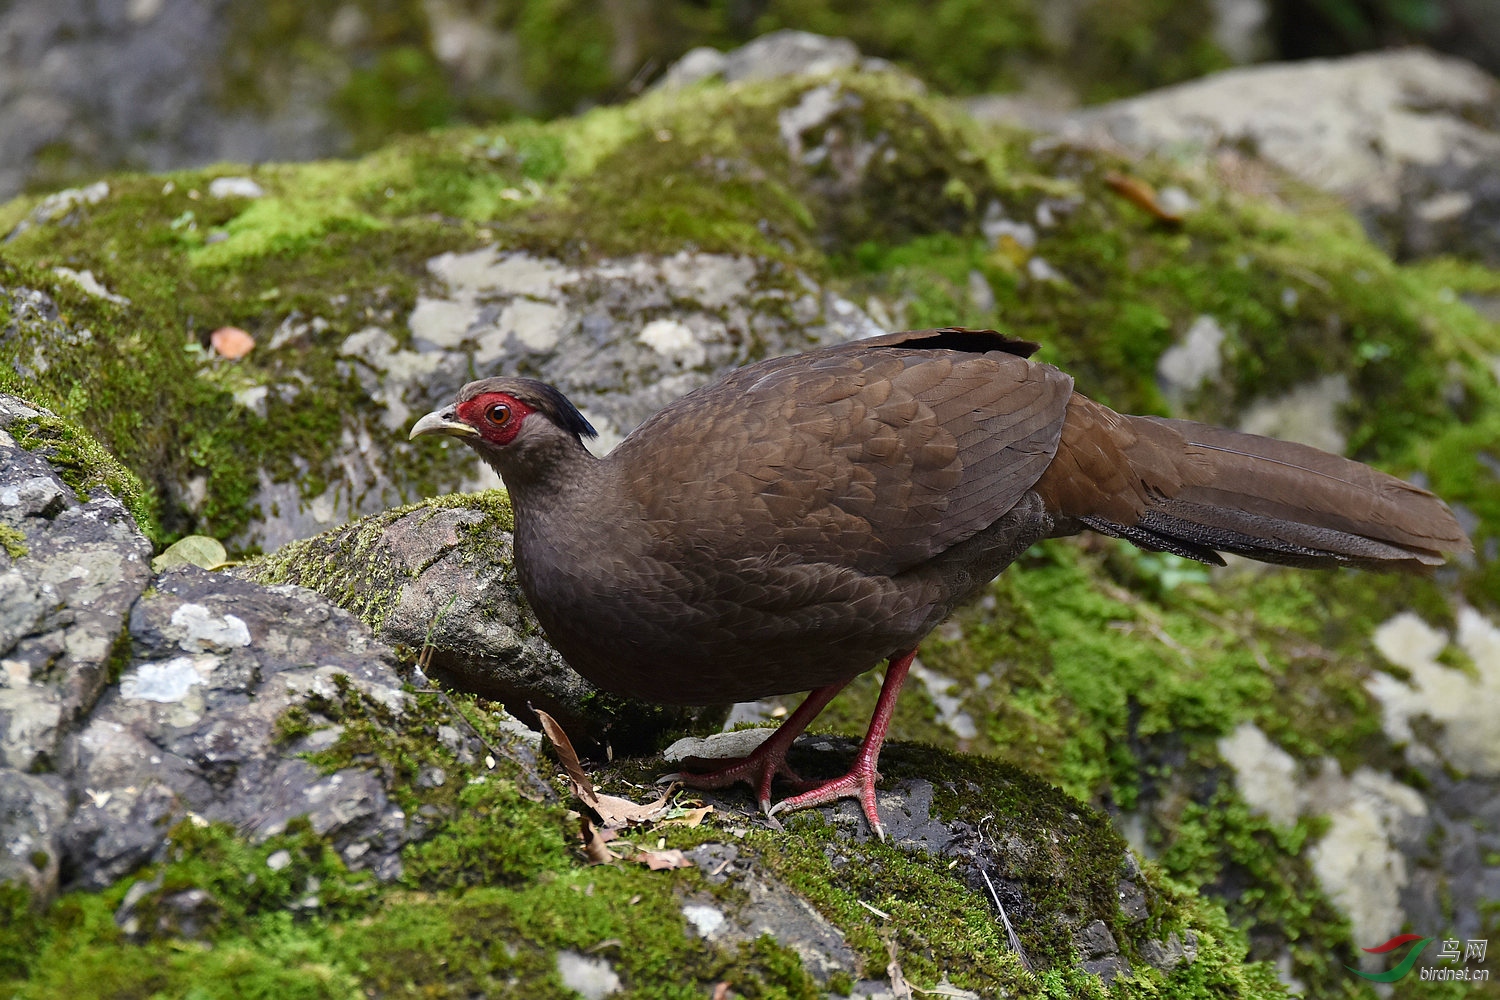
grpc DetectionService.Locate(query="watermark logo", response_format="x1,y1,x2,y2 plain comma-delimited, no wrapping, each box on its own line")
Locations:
1348,935,1490,984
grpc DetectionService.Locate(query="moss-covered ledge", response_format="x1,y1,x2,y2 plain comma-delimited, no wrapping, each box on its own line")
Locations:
0,685,1291,1000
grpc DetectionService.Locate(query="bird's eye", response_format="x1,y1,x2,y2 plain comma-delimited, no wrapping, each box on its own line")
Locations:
485,403,511,426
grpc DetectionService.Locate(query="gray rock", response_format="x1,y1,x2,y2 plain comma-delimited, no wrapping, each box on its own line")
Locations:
1074,918,1132,982
1063,49,1500,263
1156,314,1226,409
684,869,861,984
1116,876,1149,923
1,397,548,902
0,770,67,898
51,566,425,890
668,747,1178,982
0,395,154,772
1140,930,1199,972
0,0,344,204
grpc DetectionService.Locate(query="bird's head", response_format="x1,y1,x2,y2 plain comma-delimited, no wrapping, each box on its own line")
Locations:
410,377,597,484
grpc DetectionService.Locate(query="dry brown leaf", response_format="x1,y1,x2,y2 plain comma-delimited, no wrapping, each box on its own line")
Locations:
1103,172,1184,225
886,936,914,1000
593,785,675,828
579,816,618,866
661,805,714,828
536,709,598,807
210,326,256,359
630,847,692,870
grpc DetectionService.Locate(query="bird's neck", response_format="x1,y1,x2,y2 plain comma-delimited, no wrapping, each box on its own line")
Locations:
484,435,603,516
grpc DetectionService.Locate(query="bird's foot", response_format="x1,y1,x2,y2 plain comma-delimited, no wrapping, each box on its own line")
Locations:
766,757,885,841
663,739,818,815
763,649,918,842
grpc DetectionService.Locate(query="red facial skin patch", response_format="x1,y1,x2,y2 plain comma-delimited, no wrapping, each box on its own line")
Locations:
456,392,536,446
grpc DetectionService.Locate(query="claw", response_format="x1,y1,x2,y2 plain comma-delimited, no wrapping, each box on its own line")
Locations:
673,649,916,841
766,765,886,840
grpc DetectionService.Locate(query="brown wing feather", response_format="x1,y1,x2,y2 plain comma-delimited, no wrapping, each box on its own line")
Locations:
611,330,1074,576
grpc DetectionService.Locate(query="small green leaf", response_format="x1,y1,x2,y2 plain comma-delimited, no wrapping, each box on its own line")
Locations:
152,535,228,572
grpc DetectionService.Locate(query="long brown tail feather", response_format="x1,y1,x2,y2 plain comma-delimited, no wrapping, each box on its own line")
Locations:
1036,398,1471,572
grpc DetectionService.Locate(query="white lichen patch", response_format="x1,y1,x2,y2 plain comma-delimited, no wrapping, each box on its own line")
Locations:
430,247,577,299
120,654,218,703
1217,721,1300,827
482,298,568,358
1306,766,1428,965
1217,725,1431,962
1157,314,1225,406
1368,608,1500,776
682,902,727,938
555,950,621,1000
636,318,707,367
659,252,757,310
207,176,264,199
169,603,251,653
408,297,481,349
52,267,131,306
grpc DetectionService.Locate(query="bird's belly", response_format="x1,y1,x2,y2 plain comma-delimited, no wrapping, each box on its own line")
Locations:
541,614,905,704
519,554,936,705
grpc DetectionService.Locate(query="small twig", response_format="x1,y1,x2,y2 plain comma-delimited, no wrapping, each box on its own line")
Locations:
415,592,460,677
858,899,891,920
980,868,1032,973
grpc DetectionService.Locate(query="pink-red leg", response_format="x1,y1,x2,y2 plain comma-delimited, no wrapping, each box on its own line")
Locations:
665,677,853,813
767,648,916,841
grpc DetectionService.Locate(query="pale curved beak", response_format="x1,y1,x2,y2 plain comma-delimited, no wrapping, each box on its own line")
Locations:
409,408,479,441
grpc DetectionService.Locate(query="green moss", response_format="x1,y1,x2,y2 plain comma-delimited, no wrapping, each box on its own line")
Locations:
794,537,1470,990
1158,787,1355,994
0,884,42,982
243,489,513,631
0,523,26,559
1,62,1494,995
403,777,572,889
8,69,1490,560
0,674,835,998
103,624,136,685
8,410,160,542
1068,0,1234,102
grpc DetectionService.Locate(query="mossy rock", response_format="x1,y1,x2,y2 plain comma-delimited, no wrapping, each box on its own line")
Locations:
0,667,1290,1000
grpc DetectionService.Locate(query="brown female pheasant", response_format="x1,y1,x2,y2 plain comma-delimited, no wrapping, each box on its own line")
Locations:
411,328,1469,838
